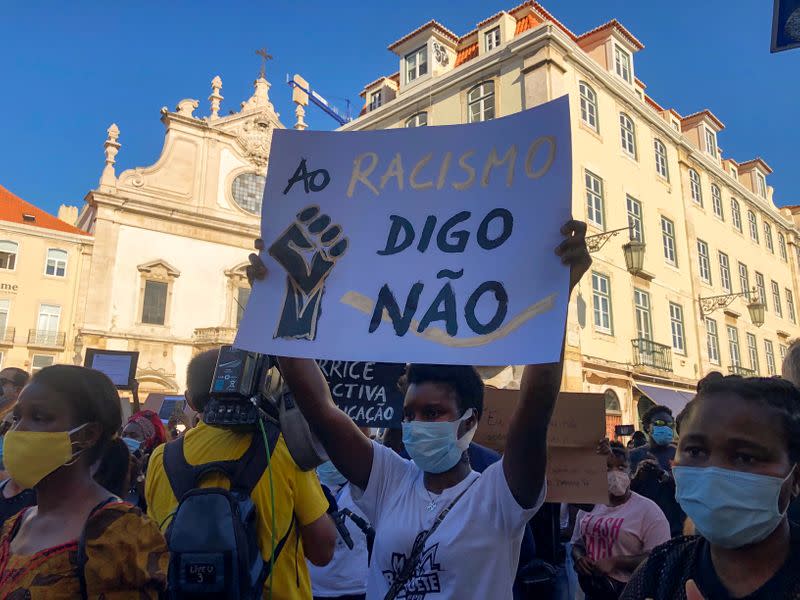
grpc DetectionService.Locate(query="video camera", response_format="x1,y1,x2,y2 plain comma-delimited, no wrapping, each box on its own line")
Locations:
205,346,328,471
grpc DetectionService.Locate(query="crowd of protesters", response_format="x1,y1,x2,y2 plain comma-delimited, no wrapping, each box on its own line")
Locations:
0,221,796,599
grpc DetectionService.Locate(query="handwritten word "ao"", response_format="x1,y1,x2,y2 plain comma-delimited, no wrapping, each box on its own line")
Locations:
346,137,556,198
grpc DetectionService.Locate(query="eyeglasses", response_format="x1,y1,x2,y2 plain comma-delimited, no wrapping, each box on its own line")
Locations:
651,419,674,428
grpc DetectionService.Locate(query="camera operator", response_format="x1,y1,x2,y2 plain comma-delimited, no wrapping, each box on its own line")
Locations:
145,348,337,599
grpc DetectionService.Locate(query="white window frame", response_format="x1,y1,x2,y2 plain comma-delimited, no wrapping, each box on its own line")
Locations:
0,240,18,272
585,171,604,228
711,185,723,220
755,272,767,308
706,318,720,365
669,302,686,354
748,210,759,243
578,82,598,131
467,81,495,123
368,91,382,111
787,289,796,324
756,171,767,198
484,26,501,52
614,45,632,83
405,46,428,83
727,325,741,367
689,169,703,206
654,139,669,180
778,233,788,261
619,113,636,158
31,354,55,374
697,239,712,284
0,299,9,335
765,340,776,375
781,344,788,363
764,222,774,253
772,281,783,317
634,289,653,340
738,262,750,295
591,272,613,334
44,248,68,278
719,252,731,292
746,333,760,373
405,112,428,127
704,127,718,159
661,216,677,266
626,196,644,242
731,199,742,232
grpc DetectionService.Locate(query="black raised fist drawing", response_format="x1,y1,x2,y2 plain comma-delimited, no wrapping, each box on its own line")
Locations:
269,205,348,340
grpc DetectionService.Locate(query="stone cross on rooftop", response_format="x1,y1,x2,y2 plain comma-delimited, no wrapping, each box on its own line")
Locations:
256,48,273,79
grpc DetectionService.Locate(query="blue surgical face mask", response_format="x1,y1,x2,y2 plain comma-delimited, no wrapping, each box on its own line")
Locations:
651,425,674,446
122,437,142,454
674,465,795,549
316,460,347,487
402,409,476,474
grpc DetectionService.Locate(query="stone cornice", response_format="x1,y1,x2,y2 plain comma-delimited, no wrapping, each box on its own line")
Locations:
0,220,94,245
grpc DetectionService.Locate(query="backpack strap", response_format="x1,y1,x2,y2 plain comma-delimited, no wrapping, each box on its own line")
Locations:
77,496,120,600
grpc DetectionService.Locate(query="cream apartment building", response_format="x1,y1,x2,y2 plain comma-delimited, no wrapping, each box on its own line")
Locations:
338,1,800,433
0,184,93,372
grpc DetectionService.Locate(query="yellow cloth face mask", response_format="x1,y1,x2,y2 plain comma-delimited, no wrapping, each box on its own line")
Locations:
4,425,86,490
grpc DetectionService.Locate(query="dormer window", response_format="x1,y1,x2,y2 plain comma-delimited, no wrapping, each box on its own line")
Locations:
730,167,737,179
756,171,767,198
614,45,632,83
369,91,382,111
485,27,501,51
704,127,718,159
405,46,428,83
671,120,680,132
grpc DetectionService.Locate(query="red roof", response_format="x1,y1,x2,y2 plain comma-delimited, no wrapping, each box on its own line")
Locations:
455,42,479,66
388,20,458,51
681,109,725,131
738,157,774,174
577,19,644,51
0,184,88,236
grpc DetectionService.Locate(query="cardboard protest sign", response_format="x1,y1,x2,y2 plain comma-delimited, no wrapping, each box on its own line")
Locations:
237,96,572,365
317,360,405,427
474,387,607,504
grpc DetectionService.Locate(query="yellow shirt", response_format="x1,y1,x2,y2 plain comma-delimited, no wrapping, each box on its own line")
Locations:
146,422,328,599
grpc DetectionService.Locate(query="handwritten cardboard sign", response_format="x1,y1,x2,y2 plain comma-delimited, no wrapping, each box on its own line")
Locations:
474,387,607,504
236,97,572,366
317,360,405,427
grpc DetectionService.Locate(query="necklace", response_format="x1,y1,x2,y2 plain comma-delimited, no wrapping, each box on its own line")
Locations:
425,489,438,512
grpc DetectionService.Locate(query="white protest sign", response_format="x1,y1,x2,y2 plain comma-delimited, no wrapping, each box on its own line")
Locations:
237,96,572,365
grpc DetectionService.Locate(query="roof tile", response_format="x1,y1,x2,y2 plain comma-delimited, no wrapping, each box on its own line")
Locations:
0,184,88,236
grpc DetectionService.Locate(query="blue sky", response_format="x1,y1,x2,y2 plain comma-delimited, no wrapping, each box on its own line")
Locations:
1,1,797,214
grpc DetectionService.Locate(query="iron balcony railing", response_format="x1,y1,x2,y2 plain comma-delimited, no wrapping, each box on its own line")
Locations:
632,338,673,372
728,365,757,377
0,327,14,344
27,329,66,348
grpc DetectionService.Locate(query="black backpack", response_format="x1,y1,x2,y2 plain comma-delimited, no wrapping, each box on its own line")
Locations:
163,422,292,599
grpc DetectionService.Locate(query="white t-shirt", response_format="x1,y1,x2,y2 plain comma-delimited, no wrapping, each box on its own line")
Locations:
308,483,370,596
353,440,543,600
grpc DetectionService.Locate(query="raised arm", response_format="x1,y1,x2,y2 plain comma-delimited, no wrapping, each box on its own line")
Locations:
503,220,591,508
246,241,374,489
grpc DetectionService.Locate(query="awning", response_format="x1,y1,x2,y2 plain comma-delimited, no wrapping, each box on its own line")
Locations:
635,383,696,415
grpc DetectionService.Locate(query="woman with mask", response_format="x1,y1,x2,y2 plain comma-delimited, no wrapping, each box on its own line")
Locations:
622,374,800,599
248,220,592,599
571,443,670,598
122,409,167,510
0,365,168,597
310,458,371,600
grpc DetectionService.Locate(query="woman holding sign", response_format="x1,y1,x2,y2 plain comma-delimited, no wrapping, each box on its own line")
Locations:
247,220,591,599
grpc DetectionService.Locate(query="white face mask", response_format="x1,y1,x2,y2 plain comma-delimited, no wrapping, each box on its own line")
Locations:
608,470,631,497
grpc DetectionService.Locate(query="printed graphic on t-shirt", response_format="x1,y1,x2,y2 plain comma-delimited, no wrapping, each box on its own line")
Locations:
581,514,625,559
384,531,442,599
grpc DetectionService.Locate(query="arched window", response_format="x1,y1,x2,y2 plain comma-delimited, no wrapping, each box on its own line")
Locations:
654,139,668,179
731,198,742,232
689,169,702,205
579,82,598,131
0,241,18,271
405,112,428,128
467,81,495,123
711,184,723,220
748,210,759,243
619,113,636,157
604,389,621,412
778,232,788,261
45,249,68,277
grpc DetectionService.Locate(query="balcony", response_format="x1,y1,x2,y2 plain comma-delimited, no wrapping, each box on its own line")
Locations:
193,327,237,346
27,329,66,349
632,338,673,372
728,365,757,377
0,327,14,346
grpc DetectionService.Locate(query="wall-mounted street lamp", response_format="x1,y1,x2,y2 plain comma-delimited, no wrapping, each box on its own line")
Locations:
586,226,646,276
698,288,766,327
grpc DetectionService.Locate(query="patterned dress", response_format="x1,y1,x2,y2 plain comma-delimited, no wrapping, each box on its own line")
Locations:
0,501,167,599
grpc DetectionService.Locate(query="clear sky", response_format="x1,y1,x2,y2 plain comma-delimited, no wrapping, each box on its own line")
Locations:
1,1,797,215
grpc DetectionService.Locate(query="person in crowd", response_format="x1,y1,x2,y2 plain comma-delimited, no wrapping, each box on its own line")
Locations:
146,348,337,599
92,436,133,498
630,458,684,538
0,478,35,527
629,431,647,449
629,405,676,473
781,339,800,527
311,450,371,600
247,219,592,599
122,409,168,510
622,375,800,599
0,365,167,597
0,368,28,424
572,442,670,598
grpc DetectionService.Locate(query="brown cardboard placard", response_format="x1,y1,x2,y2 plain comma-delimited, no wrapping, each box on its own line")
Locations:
545,447,608,504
